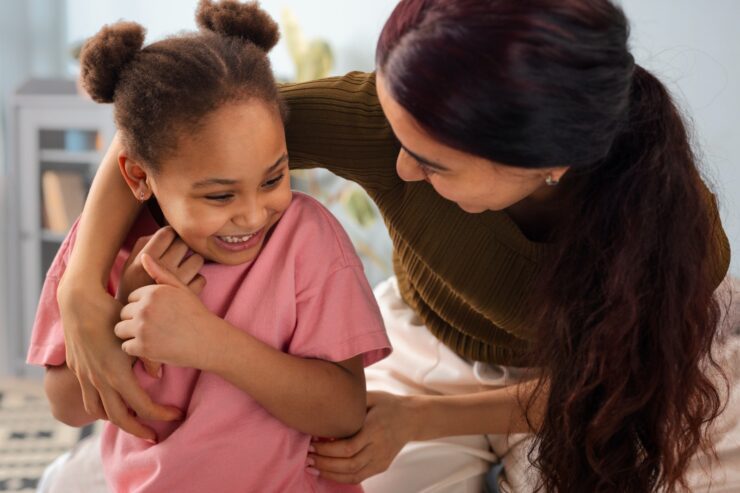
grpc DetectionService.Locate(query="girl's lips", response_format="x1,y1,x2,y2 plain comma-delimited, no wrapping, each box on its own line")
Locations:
213,228,264,252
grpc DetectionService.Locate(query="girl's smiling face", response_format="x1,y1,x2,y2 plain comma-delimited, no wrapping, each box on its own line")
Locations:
121,99,292,265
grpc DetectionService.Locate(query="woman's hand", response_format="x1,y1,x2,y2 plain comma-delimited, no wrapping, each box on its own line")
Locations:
307,391,418,483
57,279,183,441
114,254,217,370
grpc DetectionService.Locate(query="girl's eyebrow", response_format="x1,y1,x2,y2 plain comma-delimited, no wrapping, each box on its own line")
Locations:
191,178,238,189
400,144,450,172
265,153,289,175
191,153,289,189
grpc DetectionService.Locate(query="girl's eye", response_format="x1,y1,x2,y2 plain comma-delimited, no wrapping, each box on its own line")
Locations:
205,194,234,202
263,173,284,188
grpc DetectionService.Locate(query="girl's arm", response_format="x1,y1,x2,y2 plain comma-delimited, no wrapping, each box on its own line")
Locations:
44,365,99,428
57,133,181,441
115,256,367,438
206,321,367,437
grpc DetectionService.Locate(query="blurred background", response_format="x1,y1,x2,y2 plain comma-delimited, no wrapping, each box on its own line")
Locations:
2,0,739,377
0,1,738,489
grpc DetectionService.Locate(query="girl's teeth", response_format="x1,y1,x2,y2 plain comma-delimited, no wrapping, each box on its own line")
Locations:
221,234,254,243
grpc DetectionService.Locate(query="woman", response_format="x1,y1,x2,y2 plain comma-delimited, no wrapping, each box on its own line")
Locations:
54,0,735,491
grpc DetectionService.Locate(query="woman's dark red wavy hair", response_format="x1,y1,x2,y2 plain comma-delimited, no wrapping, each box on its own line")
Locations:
378,0,730,491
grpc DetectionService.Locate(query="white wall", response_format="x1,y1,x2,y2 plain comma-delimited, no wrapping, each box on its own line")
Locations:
66,0,399,80
1,0,68,375
619,0,740,275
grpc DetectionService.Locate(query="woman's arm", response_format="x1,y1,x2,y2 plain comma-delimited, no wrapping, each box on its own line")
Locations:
57,133,181,441
282,72,400,190
114,256,367,438
307,381,547,484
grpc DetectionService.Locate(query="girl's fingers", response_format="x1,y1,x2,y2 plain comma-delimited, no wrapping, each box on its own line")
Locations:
123,236,151,271
159,238,190,271
121,338,142,358
118,299,143,322
176,253,204,285
141,254,187,288
113,320,135,340
139,226,177,259
140,358,162,378
187,275,207,295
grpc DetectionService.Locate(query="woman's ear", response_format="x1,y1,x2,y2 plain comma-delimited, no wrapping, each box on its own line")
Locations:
549,166,570,183
118,151,152,202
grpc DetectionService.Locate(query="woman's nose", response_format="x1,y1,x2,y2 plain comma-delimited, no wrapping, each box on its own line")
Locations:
396,149,426,182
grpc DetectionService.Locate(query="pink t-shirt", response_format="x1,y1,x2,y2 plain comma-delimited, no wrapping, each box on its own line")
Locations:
28,192,391,493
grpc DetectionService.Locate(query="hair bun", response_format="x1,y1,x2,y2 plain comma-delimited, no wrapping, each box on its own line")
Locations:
196,0,279,52
79,22,146,103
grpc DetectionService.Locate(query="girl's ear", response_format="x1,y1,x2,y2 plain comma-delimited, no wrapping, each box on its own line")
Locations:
118,151,152,202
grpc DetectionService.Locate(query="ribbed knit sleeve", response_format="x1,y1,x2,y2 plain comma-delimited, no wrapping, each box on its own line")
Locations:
281,71,400,195
278,71,733,367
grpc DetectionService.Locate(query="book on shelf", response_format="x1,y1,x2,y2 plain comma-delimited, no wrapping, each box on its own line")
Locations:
41,170,86,234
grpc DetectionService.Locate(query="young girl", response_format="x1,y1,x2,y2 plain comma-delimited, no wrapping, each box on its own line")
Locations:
27,1,390,491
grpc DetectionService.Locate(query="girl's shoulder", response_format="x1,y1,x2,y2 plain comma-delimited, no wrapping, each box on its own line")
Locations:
282,191,361,268
270,192,364,299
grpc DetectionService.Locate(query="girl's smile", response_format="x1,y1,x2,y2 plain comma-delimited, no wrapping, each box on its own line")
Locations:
212,227,265,252
120,99,292,266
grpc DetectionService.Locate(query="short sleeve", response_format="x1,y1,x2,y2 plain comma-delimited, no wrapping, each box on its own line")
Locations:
288,264,391,367
26,221,80,366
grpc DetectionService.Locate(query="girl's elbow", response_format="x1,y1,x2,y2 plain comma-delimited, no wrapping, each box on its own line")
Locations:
48,402,93,428
336,398,367,438
44,366,95,428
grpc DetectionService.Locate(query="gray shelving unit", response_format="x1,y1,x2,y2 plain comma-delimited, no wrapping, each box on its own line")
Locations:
3,79,115,377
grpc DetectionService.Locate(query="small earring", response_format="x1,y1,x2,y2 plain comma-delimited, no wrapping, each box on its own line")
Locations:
545,174,559,187
139,191,146,202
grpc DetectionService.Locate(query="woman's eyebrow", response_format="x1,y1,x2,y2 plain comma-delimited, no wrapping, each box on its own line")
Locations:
400,144,450,172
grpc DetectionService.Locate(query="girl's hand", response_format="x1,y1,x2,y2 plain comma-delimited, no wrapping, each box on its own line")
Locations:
117,227,206,377
307,391,418,483
57,279,183,442
117,226,206,305
114,254,216,370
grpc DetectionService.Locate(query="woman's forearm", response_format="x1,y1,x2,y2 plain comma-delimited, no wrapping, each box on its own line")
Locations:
64,132,142,286
405,379,547,439
201,318,366,438
44,365,99,428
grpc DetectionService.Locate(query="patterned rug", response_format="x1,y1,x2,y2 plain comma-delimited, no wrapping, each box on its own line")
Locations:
0,379,93,492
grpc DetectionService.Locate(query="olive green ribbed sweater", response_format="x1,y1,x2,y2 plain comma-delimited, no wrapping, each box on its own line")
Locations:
280,71,731,367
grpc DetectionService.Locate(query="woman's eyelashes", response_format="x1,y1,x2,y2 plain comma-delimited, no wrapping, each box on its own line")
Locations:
417,160,435,177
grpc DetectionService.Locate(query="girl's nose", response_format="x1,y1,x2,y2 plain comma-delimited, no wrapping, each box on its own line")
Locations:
233,203,267,232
